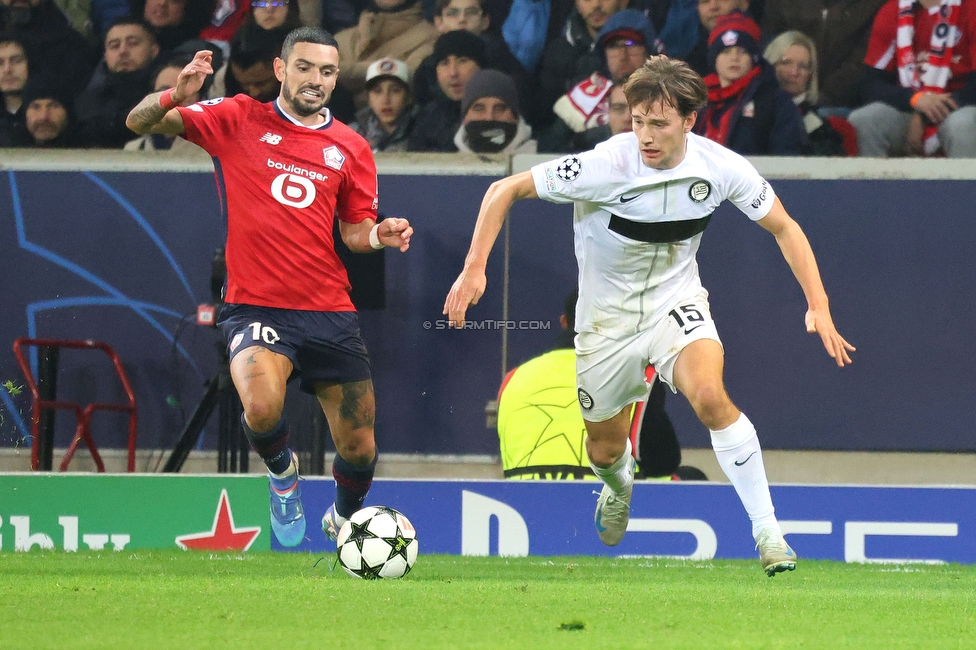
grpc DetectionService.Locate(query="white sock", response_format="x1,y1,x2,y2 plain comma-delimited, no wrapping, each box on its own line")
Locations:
710,414,780,538
590,438,634,496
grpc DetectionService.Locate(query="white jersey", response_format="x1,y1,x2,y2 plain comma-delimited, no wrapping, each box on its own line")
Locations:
531,131,776,339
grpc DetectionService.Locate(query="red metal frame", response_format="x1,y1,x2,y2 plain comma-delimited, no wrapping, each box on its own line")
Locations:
12,338,138,472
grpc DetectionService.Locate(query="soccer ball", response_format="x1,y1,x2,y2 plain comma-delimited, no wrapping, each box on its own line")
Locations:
336,506,419,579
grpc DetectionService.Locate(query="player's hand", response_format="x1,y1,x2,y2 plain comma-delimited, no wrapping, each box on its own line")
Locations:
174,50,214,104
914,92,957,124
805,308,856,367
443,267,486,328
378,217,412,252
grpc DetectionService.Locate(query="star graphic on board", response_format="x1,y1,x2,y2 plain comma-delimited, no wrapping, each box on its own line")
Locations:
346,520,378,552
175,489,262,552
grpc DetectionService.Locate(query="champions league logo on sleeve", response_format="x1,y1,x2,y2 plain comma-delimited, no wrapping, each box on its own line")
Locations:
189,97,224,112
556,156,582,182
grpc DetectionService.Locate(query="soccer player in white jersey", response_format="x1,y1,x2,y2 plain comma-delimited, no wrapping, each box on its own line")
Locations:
444,55,855,576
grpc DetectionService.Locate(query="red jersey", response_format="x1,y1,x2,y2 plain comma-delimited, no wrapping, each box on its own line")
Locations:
178,95,378,312
864,0,976,92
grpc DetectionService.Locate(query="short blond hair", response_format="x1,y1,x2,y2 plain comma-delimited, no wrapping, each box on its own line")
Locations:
763,30,818,103
622,55,707,117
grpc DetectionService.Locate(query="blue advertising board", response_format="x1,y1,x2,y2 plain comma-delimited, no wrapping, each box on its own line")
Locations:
278,479,976,565
2,161,976,454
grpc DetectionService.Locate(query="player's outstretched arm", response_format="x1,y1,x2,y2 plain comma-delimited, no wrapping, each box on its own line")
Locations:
443,171,538,327
340,217,413,253
757,197,856,367
126,50,214,136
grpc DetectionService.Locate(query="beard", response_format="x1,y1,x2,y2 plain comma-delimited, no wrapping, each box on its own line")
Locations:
281,81,331,117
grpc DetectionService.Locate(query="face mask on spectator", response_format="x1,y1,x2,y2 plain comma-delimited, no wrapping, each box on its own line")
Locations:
464,120,517,152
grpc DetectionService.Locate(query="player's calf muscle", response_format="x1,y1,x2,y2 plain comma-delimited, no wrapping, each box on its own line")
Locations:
339,380,375,430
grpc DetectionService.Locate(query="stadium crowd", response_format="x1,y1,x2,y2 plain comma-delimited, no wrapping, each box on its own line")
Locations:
1,0,974,157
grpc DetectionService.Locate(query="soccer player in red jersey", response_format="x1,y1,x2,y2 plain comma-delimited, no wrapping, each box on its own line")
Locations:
126,27,413,548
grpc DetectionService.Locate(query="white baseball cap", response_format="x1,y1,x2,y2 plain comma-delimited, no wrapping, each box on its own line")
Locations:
365,57,410,87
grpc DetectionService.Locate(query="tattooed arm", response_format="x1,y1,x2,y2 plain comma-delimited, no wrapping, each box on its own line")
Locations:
126,50,214,136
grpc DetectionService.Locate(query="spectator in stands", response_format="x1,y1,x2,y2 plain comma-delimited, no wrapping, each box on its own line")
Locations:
764,30,851,156
560,82,632,152
497,289,705,481
75,16,160,148
848,0,976,158
321,0,368,34
350,56,417,151
91,0,131,40
0,33,28,146
407,29,484,151
654,0,706,60
536,0,626,130
0,0,98,96
692,10,806,154
414,0,529,117
129,0,217,52
16,74,78,147
683,0,749,76
694,11,806,156
454,68,536,153
334,0,439,108
541,9,660,152
224,24,283,101
53,0,95,40
760,0,887,111
199,0,252,51
248,0,303,31
124,52,207,151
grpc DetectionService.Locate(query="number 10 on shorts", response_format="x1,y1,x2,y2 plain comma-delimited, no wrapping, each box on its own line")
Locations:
248,322,281,345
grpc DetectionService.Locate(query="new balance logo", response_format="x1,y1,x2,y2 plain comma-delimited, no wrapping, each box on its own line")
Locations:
260,133,283,145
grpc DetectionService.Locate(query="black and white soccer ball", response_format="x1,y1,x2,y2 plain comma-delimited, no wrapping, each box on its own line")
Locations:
336,506,419,579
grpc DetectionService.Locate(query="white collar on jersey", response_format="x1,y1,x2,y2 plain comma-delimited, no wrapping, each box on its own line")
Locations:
274,98,332,129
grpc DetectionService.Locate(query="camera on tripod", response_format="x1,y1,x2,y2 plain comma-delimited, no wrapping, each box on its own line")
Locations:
196,248,226,327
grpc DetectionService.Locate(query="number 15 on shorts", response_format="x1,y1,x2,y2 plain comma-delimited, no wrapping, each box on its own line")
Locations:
668,305,706,335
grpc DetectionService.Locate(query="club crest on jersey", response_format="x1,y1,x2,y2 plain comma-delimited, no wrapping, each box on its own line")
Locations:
555,156,582,182
230,332,244,351
323,146,345,171
689,180,711,203
578,388,594,410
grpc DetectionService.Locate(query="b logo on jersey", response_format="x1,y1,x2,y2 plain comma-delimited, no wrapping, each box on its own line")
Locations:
556,156,582,182
260,133,282,145
323,146,345,170
689,180,711,203
271,173,316,208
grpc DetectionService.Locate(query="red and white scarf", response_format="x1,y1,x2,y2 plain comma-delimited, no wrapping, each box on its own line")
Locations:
896,0,961,155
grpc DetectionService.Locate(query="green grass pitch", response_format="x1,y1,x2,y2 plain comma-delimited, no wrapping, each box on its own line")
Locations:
1,551,974,649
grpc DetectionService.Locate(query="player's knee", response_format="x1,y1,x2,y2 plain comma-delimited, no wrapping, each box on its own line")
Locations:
686,383,733,428
335,437,376,465
241,398,285,432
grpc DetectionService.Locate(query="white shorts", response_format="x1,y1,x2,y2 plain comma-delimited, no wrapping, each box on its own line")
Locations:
575,287,722,422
